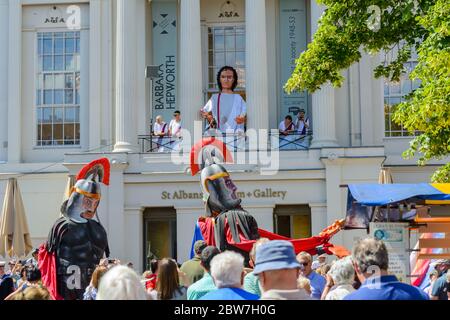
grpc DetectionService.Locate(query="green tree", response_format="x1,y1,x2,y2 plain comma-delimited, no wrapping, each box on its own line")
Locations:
285,0,450,182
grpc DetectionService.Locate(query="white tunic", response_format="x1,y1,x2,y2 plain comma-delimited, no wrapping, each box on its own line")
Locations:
153,122,167,135
168,120,181,137
279,121,295,132
168,119,182,151
294,117,310,135
202,93,246,133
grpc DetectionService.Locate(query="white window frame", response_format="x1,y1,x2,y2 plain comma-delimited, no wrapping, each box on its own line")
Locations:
34,29,82,148
203,22,246,101
383,48,421,138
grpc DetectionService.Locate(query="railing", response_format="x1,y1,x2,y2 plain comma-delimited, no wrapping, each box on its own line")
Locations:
137,135,182,153
138,131,312,153
269,131,312,150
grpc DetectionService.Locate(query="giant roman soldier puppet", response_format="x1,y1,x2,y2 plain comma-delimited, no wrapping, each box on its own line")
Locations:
38,158,110,300
194,139,259,258
190,138,349,259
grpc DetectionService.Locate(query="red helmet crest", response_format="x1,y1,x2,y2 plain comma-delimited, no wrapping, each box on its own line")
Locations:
189,137,234,176
76,158,110,185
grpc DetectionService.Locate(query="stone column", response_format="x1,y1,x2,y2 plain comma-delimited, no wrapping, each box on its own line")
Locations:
245,0,269,131
310,1,338,148
175,206,204,263
124,207,144,273
106,161,128,261
101,0,113,149
0,0,9,162
179,0,203,136
7,0,22,162
89,0,101,151
113,0,139,152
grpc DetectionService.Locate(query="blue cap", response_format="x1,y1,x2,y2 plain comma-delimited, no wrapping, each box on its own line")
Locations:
253,240,301,275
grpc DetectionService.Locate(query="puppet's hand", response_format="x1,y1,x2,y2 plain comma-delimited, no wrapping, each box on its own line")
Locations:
235,115,246,124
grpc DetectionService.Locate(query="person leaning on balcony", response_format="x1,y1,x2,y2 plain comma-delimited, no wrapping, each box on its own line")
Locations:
200,66,246,134
294,109,309,135
153,115,168,137
278,115,295,136
168,111,182,138
153,115,168,152
168,111,182,151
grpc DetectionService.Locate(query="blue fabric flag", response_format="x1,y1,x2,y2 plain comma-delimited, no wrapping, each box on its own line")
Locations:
190,221,205,259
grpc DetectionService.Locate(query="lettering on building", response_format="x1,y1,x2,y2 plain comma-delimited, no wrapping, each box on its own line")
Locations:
153,55,176,110
161,191,202,200
161,189,287,200
45,6,65,24
218,1,240,18
44,17,66,24
288,15,297,72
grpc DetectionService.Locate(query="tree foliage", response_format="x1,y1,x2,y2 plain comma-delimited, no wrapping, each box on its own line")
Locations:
285,0,450,182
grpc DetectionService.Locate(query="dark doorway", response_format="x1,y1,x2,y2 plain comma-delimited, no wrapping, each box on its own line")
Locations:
143,207,177,271
274,205,311,239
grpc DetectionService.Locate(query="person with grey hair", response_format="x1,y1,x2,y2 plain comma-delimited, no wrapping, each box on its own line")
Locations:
200,251,258,300
344,237,428,300
320,256,355,300
153,115,168,152
97,265,150,300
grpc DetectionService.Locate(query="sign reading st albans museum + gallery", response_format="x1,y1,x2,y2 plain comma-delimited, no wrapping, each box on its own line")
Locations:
152,1,177,122
161,189,287,200
280,0,308,120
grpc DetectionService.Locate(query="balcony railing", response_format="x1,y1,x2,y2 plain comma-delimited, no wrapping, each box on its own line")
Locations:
138,131,312,153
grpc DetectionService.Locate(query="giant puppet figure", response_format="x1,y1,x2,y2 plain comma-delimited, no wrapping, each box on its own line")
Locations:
39,158,110,300
190,138,259,258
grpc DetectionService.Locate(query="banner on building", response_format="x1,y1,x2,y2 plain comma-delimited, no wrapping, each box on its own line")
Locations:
370,222,410,283
152,0,177,124
279,0,308,122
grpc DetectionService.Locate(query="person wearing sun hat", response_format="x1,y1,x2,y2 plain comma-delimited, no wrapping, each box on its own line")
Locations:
253,240,311,300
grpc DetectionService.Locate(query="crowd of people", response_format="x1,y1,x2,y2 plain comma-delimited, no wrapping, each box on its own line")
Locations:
3,237,449,300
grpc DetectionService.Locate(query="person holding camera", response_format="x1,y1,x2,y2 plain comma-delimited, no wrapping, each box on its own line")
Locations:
294,109,310,135
0,261,15,300
4,266,44,300
83,265,108,300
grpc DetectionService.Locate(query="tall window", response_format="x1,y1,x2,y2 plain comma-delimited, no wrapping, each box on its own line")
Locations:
208,26,245,96
384,51,421,137
36,32,81,146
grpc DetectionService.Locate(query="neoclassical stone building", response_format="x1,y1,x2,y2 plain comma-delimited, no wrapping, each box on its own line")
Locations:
0,0,446,271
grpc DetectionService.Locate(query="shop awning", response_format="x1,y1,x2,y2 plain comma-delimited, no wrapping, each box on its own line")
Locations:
347,183,450,206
